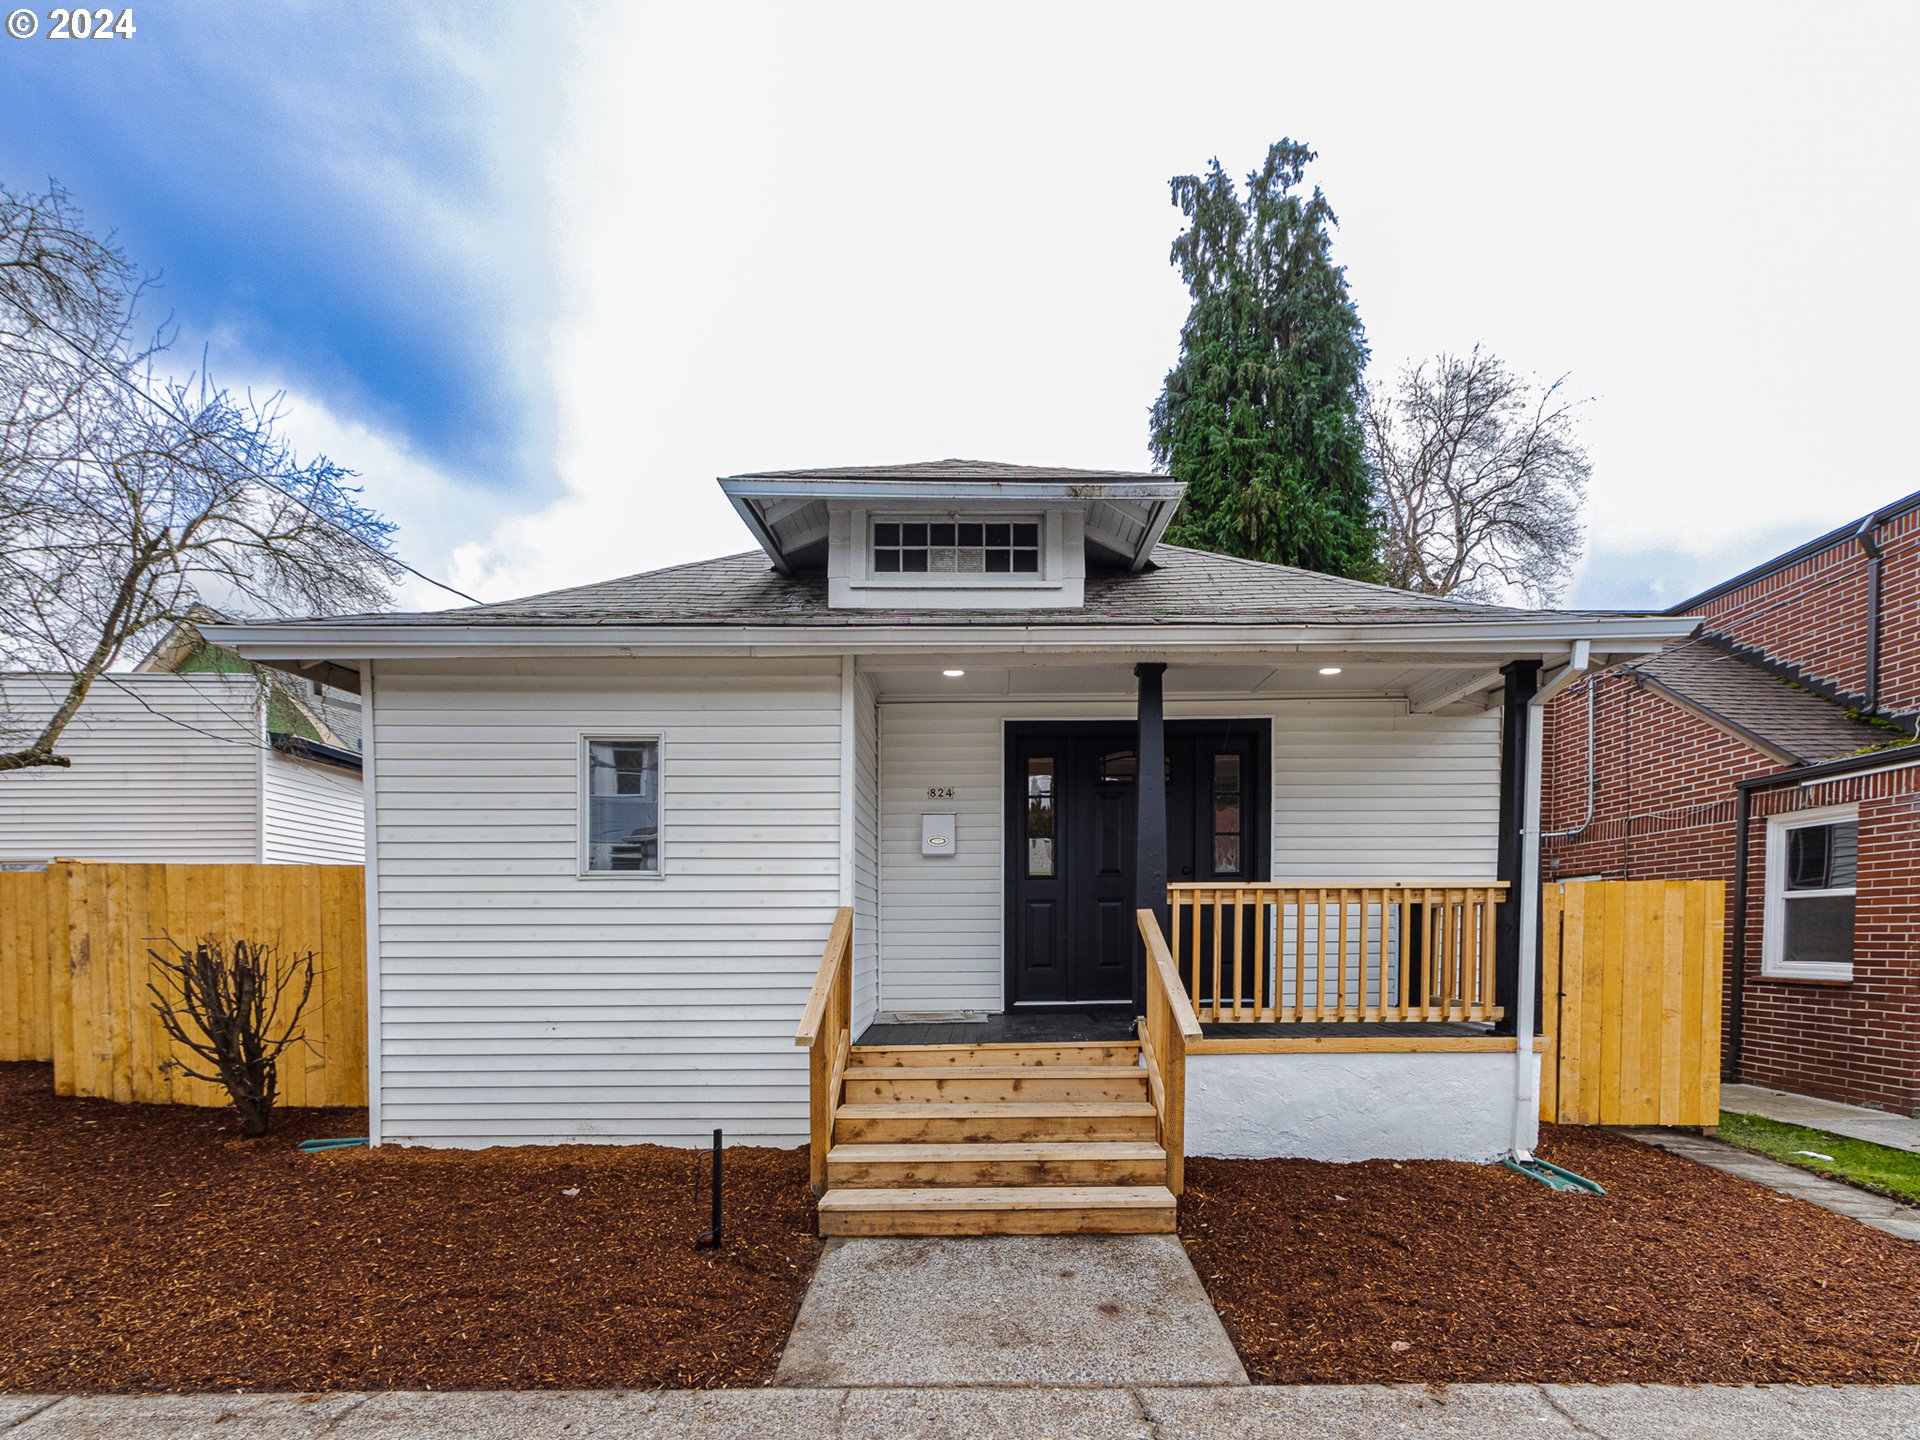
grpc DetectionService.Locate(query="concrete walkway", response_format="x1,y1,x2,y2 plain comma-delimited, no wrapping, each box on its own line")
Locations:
775,1235,1246,1387
1724,1082,1920,1155
5,1385,1920,1438
1623,1126,1920,1242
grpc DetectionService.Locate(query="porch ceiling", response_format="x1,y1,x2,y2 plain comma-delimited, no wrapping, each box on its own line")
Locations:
861,654,1515,707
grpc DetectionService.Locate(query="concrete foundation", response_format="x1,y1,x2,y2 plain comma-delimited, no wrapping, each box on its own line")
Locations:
1185,1050,1539,1162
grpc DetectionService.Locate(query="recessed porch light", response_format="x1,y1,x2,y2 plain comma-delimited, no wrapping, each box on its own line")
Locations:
943,668,966,678
1318,666,1343,676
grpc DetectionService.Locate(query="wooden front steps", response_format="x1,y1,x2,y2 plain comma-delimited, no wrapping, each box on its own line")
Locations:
817,1039,1175,1236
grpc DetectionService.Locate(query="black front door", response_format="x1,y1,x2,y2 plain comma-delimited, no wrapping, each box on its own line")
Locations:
1006,721,1269,1007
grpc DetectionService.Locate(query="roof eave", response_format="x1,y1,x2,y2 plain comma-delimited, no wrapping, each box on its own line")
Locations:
204,612,1700,666
722,489,793,575
1131,497,1179,572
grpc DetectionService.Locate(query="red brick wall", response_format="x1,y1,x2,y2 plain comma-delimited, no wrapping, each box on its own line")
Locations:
1542,670,1920,1115
1685,502,1920,720
1738,769,1920,1114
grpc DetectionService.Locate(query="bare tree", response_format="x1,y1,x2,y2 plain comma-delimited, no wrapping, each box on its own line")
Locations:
148,935,317,1137
0,184,399,771
1366,347,1590,605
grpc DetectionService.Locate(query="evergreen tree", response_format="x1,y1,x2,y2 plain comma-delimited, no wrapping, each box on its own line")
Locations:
1150,141,1376,577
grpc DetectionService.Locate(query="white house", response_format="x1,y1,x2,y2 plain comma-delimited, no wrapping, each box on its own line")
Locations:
210,460,1691,1235
0,669,364,868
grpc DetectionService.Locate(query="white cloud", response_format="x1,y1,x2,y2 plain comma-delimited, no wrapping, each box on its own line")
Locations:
365,0,1920,609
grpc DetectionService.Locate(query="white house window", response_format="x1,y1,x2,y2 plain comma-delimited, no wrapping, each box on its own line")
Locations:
1763,805,1857,980
583,738,660,874
872,519,1041,575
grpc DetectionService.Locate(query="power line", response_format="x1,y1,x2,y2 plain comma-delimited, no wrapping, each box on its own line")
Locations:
16,306,484,607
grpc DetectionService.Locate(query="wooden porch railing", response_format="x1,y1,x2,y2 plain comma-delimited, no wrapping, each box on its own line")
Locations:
1167,884,1508,1024
1136,908,1201,1195
794,906,853,1193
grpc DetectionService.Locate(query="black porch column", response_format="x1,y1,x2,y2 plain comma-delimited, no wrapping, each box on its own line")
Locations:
1493,659,1540,1036
1134,662,1170,1012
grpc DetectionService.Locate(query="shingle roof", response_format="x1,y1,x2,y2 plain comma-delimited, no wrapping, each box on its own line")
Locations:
315,545,1600,630
1632,641,1903,764
724,458,1170,484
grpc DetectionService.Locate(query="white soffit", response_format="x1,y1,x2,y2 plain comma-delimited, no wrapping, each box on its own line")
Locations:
718,476,1183,573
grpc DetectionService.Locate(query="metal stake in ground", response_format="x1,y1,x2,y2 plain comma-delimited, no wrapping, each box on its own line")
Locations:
695,1128,723,1249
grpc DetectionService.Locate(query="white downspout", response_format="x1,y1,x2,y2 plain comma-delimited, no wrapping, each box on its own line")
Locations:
1514,640,1590,1156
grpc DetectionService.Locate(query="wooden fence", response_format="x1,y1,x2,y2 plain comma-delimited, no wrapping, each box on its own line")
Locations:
1540,879,1724,1128
0,862,366,1108
0,869,56,1063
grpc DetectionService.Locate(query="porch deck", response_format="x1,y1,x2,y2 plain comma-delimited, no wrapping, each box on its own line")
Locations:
855,1012,1498,1048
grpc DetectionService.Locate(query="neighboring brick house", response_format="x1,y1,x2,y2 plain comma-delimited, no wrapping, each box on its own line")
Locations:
1543,493,1920,1116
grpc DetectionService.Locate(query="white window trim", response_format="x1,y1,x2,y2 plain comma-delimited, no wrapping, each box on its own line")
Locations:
1761,802,1857,981
845,507,1068,593
577,732,666,880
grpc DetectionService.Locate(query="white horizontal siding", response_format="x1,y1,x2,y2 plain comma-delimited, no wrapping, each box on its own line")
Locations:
877,696,1501,1013
371,657,843,1148
0,673,264,863
262,752,364,863
1271,700,1499,881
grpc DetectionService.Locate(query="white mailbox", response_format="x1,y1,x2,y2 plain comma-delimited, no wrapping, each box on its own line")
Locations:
921,812,957,857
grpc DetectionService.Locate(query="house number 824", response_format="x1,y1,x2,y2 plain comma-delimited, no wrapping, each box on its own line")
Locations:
926,786,954,799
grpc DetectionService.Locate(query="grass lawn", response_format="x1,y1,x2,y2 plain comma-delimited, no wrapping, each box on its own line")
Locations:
1180,1123,1920,1386
1718,1110,1920,1207
0,1062,818,1392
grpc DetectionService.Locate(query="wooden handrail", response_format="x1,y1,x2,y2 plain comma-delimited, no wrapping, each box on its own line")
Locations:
795,907,853,1048
1137,907,1196,1196
796,907,853,1193
1166,882,1508,1025
1140,907,1203,1041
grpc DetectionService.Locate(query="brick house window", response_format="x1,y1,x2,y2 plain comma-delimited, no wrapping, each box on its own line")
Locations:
1762,804,1857,981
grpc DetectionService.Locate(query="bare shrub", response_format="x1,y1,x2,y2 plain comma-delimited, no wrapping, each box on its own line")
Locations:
147,935,316,1137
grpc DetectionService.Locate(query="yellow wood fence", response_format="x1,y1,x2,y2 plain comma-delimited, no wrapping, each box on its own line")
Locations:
0,862,366,1107
0,869,56,1063
1540,879,1724,1128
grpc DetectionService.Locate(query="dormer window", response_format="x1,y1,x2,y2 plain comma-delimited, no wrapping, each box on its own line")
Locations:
872,518,1042,576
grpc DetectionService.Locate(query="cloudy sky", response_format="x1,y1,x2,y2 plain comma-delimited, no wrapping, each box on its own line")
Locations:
6,1,1916,611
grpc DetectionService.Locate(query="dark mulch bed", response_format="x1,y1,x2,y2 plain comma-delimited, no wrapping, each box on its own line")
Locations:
1181,1123,1920,1385
0,1063,817,1392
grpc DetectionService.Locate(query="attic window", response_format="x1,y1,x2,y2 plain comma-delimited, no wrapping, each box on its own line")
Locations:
872,519,1041,576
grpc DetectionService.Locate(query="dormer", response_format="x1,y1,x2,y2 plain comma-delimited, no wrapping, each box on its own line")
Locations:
718,459,1184,610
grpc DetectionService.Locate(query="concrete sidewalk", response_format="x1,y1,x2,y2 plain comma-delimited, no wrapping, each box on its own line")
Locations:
775,1235,1247,1387
1625,1126,1920,1242
1724,1082,1920,1156
4,1385,1920,1438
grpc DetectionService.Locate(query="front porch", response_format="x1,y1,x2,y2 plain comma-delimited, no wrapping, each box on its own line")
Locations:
804,646,1559,1232
801,884,1545,1236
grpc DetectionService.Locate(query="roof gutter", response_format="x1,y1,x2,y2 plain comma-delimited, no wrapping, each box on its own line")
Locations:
1733,740,1920,793
267,731,363,772
1669,487,1920,614
1856,514,1885,717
